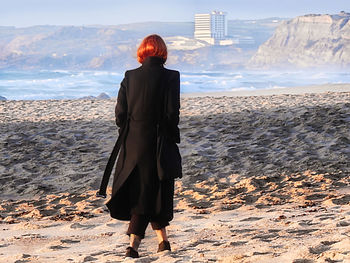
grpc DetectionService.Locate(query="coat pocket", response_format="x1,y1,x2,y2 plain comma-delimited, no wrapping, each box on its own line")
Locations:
156,134,182,181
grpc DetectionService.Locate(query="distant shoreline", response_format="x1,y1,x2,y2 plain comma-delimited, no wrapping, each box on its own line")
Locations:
1,68,350,100
1,83,350,101
181,83,350,97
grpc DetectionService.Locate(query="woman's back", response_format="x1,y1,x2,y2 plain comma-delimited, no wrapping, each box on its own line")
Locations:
126,58,165,123
116,57,180,150
103,34,181,259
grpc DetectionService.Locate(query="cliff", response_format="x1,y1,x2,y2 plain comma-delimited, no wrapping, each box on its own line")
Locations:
249,12,350,69
0,19,283,71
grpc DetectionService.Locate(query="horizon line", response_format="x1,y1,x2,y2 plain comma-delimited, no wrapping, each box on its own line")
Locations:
0,17,293,28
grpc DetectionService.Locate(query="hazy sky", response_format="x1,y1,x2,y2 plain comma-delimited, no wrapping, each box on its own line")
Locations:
1,0,349,27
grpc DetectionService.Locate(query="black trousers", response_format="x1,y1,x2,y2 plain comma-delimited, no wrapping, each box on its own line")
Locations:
127,214,169,239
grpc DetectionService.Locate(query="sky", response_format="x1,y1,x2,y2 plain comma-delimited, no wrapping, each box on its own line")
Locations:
1,0,349,27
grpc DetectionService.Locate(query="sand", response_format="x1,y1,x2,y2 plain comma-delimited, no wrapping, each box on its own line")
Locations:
0,84,349,262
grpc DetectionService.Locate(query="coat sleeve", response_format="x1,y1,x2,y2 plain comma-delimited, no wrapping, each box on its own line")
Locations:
166,71,180,143
115,71,128,128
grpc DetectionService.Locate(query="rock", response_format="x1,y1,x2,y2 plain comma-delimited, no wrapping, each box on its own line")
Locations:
78,93,110,100
248,12,350,69
96,93,110,99
0,96,7,100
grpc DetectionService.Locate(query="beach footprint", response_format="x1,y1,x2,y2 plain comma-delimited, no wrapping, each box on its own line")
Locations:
292,259,314,263
240,217,263,222
70,222,98,229
48,244,69,250
82,256,98,262
308,244,330,255
336,220,350,227
61,239,80,244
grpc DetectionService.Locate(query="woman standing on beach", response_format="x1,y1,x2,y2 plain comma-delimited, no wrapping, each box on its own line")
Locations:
104,35,181,258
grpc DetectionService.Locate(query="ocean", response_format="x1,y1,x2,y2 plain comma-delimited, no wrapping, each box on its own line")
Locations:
1,70,350,100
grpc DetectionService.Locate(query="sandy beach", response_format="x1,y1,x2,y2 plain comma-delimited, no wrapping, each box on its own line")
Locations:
0,84,350,262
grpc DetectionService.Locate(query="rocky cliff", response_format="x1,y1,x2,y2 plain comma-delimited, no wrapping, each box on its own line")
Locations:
0,19,283,71
249,12,350,69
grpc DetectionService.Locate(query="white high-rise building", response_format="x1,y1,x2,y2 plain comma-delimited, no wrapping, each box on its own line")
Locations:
194,11,228,45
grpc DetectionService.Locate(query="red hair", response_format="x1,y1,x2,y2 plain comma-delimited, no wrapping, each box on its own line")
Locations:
137,34,167,64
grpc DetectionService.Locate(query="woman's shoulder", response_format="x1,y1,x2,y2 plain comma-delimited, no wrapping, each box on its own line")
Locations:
164,68,180,78
123,66,179,79
164,68,179,74
123,66,142,78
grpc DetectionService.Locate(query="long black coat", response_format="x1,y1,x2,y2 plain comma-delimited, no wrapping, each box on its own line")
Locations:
106,56,180,222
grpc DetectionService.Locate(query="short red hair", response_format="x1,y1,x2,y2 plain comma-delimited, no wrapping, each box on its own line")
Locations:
137,34,167,64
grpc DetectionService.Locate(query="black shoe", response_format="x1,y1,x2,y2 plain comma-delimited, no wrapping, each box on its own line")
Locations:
125,247,139,258
157,241,171,253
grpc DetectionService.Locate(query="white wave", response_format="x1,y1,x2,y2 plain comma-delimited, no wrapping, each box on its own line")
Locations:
231,86,256,91
2,70,350,100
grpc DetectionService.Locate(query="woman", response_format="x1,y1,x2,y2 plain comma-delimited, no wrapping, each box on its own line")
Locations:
105,34,181,258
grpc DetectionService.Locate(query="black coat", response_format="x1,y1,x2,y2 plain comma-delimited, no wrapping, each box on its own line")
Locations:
106,56,180,222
